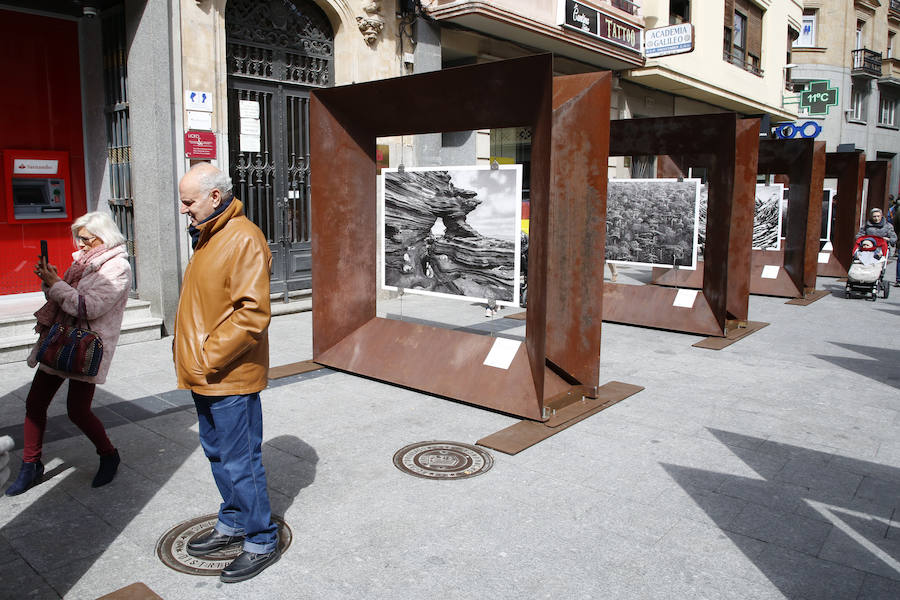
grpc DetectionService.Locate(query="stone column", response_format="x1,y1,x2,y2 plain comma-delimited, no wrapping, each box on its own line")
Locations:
126,0,183,334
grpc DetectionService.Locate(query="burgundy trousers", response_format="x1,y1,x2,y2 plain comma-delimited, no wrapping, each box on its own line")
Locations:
22,369,115,463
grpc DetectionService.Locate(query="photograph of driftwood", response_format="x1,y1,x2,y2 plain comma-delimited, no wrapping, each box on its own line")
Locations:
752,184,783,250
381,165,522,306
606,178,700,269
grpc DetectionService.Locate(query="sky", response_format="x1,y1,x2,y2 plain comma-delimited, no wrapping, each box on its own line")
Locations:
443,167,520,242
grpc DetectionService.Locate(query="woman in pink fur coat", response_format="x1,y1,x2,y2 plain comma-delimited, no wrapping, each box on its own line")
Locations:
5,212,132,496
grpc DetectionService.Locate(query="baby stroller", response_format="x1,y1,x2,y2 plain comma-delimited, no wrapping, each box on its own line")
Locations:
846,236,890,300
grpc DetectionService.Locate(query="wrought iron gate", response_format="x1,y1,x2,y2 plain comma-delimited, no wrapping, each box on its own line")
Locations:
225,0,333,299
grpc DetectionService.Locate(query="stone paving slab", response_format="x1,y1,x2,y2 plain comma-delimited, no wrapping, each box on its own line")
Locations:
0,273,898,598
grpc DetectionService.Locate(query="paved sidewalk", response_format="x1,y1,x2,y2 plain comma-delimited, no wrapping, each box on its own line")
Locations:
1,270,899,599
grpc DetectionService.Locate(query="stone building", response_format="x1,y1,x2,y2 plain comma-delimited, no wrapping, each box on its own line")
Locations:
0,0,410,358
790,0,900,196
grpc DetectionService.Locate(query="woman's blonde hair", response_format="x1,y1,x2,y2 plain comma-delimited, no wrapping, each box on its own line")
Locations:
71,211,126,248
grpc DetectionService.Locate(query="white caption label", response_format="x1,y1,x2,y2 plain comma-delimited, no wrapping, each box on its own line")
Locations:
483,337,521,370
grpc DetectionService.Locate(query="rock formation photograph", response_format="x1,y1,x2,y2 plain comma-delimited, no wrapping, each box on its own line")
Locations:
382,165,522,306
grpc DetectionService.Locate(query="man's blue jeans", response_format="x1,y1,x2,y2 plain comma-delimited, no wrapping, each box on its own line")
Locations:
192,392,278,554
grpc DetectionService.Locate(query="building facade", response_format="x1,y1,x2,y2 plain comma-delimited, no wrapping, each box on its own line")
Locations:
790,0,900,196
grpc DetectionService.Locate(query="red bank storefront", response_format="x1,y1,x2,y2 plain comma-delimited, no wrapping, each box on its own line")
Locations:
0,9,86,295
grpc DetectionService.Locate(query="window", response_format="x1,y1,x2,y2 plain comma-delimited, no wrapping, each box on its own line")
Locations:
879,93,897,127
724,1,764,75
851,82,868,121
670,0,690,25
888,32,895,59
856,21,865,50
795,9,816,47
733,11,747,64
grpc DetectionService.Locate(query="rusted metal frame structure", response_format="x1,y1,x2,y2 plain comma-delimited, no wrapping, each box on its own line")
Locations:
751,139,826,297
603,114,759,336
818,151,865,277
309,55,610,421
866,159,892,214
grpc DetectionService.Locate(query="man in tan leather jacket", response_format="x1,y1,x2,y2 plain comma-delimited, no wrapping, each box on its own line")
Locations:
173,162,280,583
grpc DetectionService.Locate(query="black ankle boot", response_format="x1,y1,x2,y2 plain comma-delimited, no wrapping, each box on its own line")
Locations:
5,460,44,496
92,449,120,488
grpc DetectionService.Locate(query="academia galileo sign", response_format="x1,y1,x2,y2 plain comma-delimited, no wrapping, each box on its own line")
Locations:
557,0,642,53
644,23,694,58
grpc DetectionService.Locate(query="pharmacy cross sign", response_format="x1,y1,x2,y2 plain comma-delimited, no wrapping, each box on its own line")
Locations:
800,80,839,115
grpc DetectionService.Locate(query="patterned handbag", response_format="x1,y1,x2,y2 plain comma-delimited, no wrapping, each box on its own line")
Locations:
36,296,103,377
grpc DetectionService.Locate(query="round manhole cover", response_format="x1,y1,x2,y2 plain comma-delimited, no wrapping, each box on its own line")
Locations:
393,441,493,480
156,514,292,575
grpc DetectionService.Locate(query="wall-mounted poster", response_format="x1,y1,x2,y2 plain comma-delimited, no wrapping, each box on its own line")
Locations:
753,183,783,250
381,165,522,306
606,178,701,269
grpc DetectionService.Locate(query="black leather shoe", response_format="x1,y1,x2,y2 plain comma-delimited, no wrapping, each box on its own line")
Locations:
220,547,281,583
186,530,244,557
5,460,44,496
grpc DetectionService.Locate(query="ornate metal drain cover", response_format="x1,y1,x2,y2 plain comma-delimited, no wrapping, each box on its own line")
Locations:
156,514,291,575
393,441,493,480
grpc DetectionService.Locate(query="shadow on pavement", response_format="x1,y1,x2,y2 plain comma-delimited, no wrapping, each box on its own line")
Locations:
813,342,900,391
0,380,317,597
662,428,900,599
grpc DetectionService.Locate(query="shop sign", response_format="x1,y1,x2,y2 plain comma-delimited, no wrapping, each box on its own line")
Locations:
773,121,823,139
557,0,641,53
644,23,693,58
800,80,839,115
184,131,216,159
184,90,213,112
13,159,58,174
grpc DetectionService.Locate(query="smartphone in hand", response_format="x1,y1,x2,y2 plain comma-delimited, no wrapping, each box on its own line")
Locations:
39,240,48,267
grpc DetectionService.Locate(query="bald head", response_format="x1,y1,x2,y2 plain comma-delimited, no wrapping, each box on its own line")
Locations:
179,162,233,226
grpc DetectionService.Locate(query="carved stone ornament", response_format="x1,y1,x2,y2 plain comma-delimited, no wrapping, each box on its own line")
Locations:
357,0,385,45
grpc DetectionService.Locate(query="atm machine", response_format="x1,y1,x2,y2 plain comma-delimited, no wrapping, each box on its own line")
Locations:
3,150,71,223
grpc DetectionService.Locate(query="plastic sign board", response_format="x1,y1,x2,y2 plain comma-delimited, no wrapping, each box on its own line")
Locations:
557,0,641,53
644,23,694,58
800,80,839,115
184,130,216,159
184,90,213,112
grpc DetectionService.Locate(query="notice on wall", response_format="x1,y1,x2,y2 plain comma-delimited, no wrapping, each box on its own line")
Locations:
184,130,216,159
240,134,261,153
187,110,212,131
239,100,259,119
184,90,213,112
761,265,780,279
483,337,521,370
672,288,698,308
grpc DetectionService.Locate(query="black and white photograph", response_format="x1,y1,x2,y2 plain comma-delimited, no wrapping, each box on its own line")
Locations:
380,165,522,306
605,178,701,269
753,183,783,250
821,188,835,243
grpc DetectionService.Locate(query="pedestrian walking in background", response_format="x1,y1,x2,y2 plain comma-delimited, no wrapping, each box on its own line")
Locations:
891,196,900,286
6,212,131,496
172,162,280,583
857,207,897,247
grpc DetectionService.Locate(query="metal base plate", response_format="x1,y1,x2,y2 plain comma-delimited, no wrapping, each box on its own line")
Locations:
393,441,493,480
156,514,292,576
692,321,769,350
785,289,830,305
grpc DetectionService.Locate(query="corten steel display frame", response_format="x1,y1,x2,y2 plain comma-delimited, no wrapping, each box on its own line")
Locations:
818,151,865,277
308,56,610,421
750,139,826,297
867,159,892,214
604,114,759,336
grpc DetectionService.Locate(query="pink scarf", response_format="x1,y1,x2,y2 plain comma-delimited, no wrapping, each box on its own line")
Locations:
33,244,109,333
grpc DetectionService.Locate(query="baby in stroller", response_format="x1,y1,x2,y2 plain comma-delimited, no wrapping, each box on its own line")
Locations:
846,236,890,300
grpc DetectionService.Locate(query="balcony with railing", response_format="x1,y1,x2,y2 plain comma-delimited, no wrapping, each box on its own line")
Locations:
609,0,640,16
852,48,883,78
891,0,900,18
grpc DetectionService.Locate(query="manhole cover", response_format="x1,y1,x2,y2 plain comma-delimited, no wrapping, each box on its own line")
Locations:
156,514,292,575
393,441,493,480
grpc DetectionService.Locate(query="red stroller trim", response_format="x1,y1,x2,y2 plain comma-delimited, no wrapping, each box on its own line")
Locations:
852,235,890,256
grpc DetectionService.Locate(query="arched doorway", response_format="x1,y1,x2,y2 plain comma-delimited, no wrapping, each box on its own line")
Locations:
225,0,334,298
